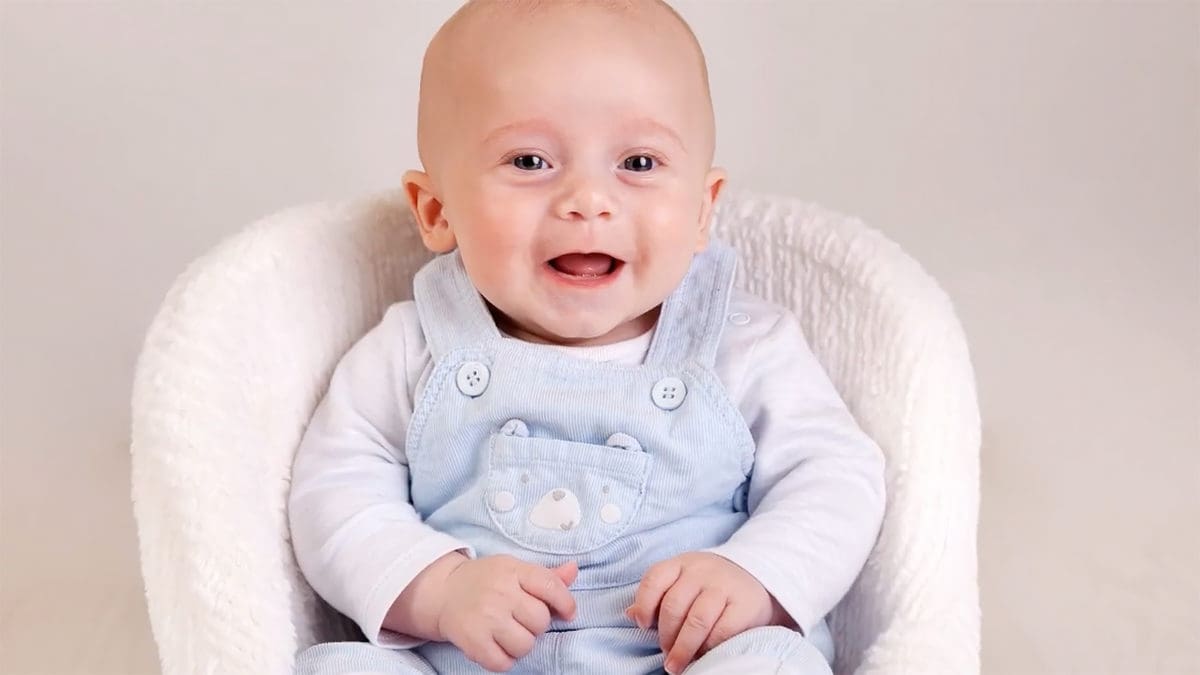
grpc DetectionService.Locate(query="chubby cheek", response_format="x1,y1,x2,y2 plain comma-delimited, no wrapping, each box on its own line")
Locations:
628,194,707,295
632,192,705,254
452,192,540,257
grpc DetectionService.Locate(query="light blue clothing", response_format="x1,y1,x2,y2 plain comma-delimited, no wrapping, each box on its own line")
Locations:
298,241,834,674
297,626,831,675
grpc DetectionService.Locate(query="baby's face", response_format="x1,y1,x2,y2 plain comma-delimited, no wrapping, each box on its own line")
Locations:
407,2,724,346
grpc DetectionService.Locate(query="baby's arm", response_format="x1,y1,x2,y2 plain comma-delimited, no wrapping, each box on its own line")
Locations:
288,305,473,648
288,304,577,669
707,307,887,634
629,304,886,672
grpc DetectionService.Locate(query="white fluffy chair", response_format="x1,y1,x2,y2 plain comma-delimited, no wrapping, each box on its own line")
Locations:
131,189,981,675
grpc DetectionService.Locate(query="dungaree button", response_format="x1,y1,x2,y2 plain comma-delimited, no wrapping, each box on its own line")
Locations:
651,377,687,411
455,361,490,397
728,312,751,326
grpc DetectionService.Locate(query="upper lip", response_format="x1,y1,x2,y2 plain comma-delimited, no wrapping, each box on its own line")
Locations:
545,250,625,262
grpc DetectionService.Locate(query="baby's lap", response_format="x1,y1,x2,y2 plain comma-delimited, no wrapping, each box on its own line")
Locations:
295,642,437,675
295,626,830,675
685,626,832,675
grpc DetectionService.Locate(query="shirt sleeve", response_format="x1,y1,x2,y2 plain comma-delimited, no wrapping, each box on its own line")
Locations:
288,303,474,648
705,309,887,635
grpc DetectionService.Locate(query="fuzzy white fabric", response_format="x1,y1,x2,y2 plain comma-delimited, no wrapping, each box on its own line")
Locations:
131,189,981,675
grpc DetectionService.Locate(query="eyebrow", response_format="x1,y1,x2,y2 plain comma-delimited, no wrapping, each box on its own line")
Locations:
481,119,558,147
481,117,688,153
626,117,688,153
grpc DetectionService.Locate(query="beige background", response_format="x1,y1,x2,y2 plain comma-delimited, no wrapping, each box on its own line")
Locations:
2,1,1197,673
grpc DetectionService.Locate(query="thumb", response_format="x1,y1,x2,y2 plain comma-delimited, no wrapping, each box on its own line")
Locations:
553,560,579,586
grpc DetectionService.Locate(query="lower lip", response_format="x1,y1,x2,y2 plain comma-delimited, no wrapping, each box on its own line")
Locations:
542,260,625,288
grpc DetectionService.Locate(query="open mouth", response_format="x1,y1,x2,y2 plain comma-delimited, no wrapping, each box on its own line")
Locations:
546,252,624,280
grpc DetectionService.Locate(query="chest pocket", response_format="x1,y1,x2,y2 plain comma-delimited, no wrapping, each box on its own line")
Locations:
485,420,652,555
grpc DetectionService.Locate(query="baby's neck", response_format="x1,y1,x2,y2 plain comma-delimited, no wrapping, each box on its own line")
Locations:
491,306,660,347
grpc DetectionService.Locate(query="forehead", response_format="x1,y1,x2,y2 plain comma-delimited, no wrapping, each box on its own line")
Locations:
446,7,708,141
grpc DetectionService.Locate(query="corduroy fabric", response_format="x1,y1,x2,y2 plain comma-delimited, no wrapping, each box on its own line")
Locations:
406,239,775,671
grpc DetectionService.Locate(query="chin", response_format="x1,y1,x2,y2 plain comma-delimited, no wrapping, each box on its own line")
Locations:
555,324,616,341
543,318,622,343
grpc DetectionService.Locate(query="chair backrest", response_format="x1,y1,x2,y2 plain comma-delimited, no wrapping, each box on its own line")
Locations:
710,193,981,674
131,189,979,675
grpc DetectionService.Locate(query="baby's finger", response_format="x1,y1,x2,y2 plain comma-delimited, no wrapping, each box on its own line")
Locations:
664,590,727,675
656,579,701,655
494,619,537,661
701,607,744,655
552,560,578,587
512,595,553,636
465,637,516,673
627,559,681,629
518,565,577,620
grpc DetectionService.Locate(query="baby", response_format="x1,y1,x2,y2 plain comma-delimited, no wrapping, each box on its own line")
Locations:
289,1,885,674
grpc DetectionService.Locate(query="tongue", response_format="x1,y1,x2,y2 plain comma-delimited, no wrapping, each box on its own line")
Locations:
553,253,612,276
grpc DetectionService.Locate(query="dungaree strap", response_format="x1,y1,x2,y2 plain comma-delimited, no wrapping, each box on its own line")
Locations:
412,251,501,359
643,240,738,370
413,240,738,367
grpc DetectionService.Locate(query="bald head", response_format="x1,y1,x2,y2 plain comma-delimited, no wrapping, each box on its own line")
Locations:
414,0,715,175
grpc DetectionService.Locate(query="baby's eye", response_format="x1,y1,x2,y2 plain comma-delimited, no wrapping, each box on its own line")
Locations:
623,155,655,172
512,155,549,171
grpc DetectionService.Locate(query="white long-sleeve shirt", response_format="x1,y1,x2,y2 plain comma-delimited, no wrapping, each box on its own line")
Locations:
289,289,885,647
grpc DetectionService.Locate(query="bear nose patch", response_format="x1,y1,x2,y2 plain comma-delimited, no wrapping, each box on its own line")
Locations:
529,487,582,532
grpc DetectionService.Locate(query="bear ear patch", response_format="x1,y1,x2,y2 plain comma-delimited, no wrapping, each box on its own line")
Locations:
529,487,582,531
605,432,643,453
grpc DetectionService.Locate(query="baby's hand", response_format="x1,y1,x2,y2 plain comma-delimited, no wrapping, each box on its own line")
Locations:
625,552,783,675
437,555,578,672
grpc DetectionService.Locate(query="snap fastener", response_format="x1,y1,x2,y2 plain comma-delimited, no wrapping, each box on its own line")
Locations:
605,432,643,452
500,419,529,437
728,312,751,326
651,376,687,411
455,361,490,397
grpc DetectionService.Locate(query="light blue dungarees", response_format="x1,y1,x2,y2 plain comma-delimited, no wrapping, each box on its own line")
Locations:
296,242,834,675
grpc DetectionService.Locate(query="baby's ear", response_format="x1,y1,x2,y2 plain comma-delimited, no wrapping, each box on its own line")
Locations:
695,167,727,252
403,170,456,253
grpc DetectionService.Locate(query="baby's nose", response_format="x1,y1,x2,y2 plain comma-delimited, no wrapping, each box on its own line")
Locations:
554,174,614,221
